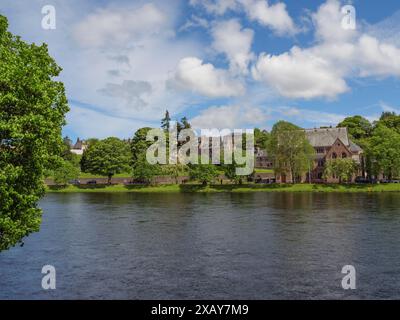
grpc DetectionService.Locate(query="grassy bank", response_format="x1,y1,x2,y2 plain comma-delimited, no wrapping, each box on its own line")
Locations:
46,183,400,193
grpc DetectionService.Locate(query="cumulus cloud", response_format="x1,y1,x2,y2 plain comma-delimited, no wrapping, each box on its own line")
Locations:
238,0,297,35
252,0,400,99
170,57,245,98
252,47,349,99
190,0,297,35
73,3,171,48
189,0,238,15
190,105,268,129
211,19,254,74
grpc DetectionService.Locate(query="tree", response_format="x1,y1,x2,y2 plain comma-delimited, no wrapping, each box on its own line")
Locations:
267,121,314,183
188,164,219,186
131,127,161,183
378,112,400,134
131,127,153,163
132,153,161,184
254,128,269,150
0,16,69,250
53,160,80,186
161,110,171,131
366,124,400,179
337,116,372,141
162,164,187,184
323,158,359,183
180,117,191,129
82,137,131,183
222,161,253,184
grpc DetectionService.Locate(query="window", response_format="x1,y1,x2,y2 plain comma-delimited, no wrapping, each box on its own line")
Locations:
332,152,337,159
342,153,347,158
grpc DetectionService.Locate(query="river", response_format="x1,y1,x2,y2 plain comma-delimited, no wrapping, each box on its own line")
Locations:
1,192,400,299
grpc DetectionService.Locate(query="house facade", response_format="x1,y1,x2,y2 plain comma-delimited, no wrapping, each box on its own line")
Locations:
305,127,363,183
70,138,87,155
255,127,364,183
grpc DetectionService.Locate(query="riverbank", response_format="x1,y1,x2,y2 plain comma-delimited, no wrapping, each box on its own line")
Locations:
46,183,400,193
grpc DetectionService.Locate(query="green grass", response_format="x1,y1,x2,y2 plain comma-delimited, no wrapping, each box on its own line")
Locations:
254,168,274,173
46,183,400,193
77,172,132,178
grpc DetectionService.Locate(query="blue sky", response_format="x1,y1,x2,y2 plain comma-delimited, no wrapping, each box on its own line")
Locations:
2,0,400,140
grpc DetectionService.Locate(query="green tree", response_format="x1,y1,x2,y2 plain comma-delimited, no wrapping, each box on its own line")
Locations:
367,124,400,179
337,116,372,141
0,16,69,250
188,164,219,186
131,127,153,163
161,110,171,131
131,127,161,183
162,164,187,184
378,112,400,134
254,128,269,150
223,162,241,184
82,137,131,183
132,153,161,184
53,160,80,186
323,158,359,183
267,121,314,183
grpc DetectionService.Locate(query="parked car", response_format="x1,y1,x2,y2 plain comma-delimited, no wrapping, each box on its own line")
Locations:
355,177,378,184
68,179,80,185
87,180,97,185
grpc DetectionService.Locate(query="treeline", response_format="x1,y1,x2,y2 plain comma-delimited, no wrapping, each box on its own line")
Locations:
51,110,400,185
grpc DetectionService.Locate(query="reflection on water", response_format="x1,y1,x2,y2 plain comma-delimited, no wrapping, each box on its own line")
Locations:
1,192,400,299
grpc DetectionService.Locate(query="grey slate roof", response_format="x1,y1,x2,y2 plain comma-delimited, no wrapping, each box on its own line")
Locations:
349,140,362,153
304,127,349,147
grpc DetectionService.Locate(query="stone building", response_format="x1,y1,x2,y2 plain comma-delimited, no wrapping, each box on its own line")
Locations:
305,127,363,183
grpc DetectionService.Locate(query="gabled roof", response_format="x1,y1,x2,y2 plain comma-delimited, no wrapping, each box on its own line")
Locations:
349,140,362,153
304,127,349,147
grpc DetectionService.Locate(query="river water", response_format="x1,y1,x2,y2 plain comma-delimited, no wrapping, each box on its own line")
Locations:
1,192,400,299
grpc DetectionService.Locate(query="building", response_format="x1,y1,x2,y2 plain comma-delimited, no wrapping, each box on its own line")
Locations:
70,138,87,155
305,127,363,183
255,127,364,183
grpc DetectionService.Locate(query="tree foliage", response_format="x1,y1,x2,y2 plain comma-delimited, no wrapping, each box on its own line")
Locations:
0,16,69,250
189,164,219,185
81,137,131,183
267,121,314,183
53,160,80,185
366,124,400,179
323,158,359,183
337,116,372,142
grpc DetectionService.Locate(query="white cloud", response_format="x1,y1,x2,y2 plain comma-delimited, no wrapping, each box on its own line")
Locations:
170,57,245,98
190,0,297,35
189,0,238,15
190,105,268,129
239,0,297,35
73,3,171,48
252,47,349,99
211,19,254,74
252,0,400,99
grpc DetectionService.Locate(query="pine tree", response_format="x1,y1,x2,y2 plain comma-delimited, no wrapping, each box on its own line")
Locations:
161,110,171,131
